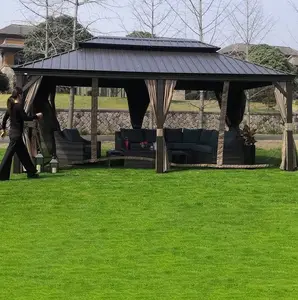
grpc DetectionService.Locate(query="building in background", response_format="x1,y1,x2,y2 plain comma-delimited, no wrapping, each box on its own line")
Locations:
0,24,32,67
0,24,32,90
219,43,298,67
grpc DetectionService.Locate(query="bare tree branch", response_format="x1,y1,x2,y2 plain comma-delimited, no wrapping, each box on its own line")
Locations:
128,0,179,37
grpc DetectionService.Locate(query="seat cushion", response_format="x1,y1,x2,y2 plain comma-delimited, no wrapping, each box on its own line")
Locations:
199,129,212,145
183,129,202,144
130,142,143,150
224,131,237,147
167,143,195,150
143,129,156,143
165,128,183,143
209,130,219,148
121,129,143,143
63,129,82,142
192,144,213,154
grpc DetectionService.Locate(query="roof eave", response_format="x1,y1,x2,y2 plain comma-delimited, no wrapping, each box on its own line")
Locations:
13,68,295,83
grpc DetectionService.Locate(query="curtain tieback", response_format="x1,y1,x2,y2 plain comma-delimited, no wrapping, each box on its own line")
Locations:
157,128,164,137
285,123,294,131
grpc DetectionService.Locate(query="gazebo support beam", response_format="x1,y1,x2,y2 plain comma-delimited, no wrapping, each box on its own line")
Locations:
216,81,230,166
91,78,99,161
156,79,166,173
286,81,294,170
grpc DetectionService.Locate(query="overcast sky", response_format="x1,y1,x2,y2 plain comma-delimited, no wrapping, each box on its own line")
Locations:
0,0,297,49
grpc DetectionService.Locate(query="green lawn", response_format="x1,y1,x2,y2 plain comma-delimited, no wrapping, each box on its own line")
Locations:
0,93,284,112
1,148,298,299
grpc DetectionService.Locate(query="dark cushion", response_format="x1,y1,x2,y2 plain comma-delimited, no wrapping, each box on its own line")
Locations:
209,130,219,148
165,128,183,143
224,131,237,147
144,129,156,143
199,129,212,145
167,143,195,150
130,142,143,150
183,129,202,144
192,144,213,154
63,129,82,142
121,129,143,143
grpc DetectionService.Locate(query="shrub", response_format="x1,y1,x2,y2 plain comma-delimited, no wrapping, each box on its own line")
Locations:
0,73,9,92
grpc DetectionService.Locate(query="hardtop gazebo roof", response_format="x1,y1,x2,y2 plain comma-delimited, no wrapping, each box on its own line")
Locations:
13,36,295,87
11,36,297,174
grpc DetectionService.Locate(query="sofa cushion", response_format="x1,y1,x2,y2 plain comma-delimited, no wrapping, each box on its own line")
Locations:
144,129,156,143
224,131,237,147
183,129,201,144
63,129,82,142
209,130,219,148
165,128,183,143
121,129,143,143
200,129,212,145
130,142,143,150
167,143,194,150
192,144,213,154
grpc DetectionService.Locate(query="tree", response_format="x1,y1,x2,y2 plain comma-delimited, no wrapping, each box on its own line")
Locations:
19,0,64,58
24,15,93,62
166,0,232,44
165,0,232,128
64,0,118,128
228,0,275,125
129,0,176,38
0,73,9,92
249,45,294,74
247,45,295,109
128,0,176,129
127,31,156,38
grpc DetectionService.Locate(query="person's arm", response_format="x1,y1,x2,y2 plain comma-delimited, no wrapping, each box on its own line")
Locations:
1,110,9,130
16,103,38,122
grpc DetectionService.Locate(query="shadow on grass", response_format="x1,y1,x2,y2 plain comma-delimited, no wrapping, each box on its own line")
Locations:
11,173,66,181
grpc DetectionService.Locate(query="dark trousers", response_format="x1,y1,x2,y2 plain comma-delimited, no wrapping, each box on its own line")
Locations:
0,135,37,180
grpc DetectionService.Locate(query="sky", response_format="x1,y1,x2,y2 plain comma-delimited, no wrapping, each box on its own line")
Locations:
0,0,298,49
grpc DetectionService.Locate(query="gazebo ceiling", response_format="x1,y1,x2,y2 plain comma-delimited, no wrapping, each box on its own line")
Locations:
13,36,295,86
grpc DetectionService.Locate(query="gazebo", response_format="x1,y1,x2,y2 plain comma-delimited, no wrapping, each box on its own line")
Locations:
12,36,297,173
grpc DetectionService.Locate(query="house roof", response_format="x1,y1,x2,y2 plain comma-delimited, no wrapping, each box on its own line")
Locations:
0,24,32,37
219,43,298,57
0,43,24,51
13,36,294,83
79,36,220,52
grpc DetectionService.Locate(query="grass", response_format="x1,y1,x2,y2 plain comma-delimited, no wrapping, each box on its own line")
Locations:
1,147,298,299
0,93,286,112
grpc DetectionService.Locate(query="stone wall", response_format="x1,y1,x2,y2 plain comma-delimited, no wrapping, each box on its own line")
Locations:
0,108,295,135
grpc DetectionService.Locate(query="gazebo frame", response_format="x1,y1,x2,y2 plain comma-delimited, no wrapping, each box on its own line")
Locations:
12,36,297,173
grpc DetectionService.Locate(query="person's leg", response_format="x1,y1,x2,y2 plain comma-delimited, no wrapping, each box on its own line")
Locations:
15,138,38,177
0,139,17,181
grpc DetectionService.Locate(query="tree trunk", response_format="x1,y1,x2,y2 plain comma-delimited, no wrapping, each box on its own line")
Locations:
68,0,78,129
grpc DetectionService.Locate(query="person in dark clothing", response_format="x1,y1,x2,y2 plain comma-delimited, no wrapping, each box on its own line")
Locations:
0,87,43,181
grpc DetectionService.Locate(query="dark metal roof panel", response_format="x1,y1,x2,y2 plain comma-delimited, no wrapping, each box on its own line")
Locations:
81,36,217,48
79,36,220,52
16,47,291,77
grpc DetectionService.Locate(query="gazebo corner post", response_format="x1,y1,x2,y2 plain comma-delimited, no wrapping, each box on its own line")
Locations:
286,81,295,171
91,77,99,161
216,81,230,166
156,79,166,173
274,81,297,171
